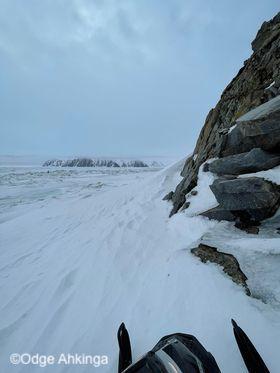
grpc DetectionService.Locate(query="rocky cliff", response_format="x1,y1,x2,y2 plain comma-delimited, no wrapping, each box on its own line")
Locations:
170,12,280,224
43,158,154,168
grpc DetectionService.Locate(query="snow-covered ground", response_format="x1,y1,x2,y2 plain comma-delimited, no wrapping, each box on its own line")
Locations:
0,165,160,224
1,160,280,372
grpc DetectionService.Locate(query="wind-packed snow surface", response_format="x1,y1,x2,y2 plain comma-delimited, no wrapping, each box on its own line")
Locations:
1,161,280,372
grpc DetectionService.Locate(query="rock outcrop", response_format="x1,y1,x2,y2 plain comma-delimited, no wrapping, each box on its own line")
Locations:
210,177,280,223
222,103,280,157
200,206,235,222
170,12,280,216
207,148,280,176
64,158,95,167
191,244,250,295
43,158,150,168
252,12,280,53
162,191,174,201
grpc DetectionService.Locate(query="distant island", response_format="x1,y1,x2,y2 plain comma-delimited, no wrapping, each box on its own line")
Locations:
43,158,163,168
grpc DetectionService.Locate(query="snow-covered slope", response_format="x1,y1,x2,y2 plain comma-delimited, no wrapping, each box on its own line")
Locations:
1,161,280,372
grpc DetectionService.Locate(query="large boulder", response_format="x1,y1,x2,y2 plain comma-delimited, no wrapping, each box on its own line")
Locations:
222,109,280,157
210,177,280,222
207,148,280,176
201,206,260,234
191,244,250,295
170,12,280,215
200,206,235,221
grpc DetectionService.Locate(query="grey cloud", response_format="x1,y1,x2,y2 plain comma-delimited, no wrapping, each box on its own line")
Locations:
0,0,279,157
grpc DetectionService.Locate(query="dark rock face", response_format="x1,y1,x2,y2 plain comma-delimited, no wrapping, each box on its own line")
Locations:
162,191,174,201
43,159,63,167
43,158,149,168
170,171,197,216
252,12,280,52
210,177,280,222
171,12,280,215
200,206,235,222
235,224,259,235
191,244,250,295
93,159,120,167
64,158,95,167
190,190,198,196
181,201,190,210
207,148,280,176
222,110,280,157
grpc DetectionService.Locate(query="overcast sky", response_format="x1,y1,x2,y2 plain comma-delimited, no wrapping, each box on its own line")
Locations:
0,1,279,157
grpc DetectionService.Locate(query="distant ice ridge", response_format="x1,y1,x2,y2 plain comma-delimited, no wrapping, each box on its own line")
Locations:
43,158,164,168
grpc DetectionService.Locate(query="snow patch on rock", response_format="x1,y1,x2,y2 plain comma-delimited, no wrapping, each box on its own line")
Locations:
239,165,280,185
184,162,219,216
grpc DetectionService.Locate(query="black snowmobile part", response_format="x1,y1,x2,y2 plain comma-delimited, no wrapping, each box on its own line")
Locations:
231,319,270,373
152,333,221,373
122,351,169,372
118,323,132,373
118,325,221,372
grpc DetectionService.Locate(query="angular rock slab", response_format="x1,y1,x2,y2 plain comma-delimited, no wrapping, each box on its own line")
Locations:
210,177,280,222
162,191,174,201
222,110,280,157
200,206,236,221
208,148,280,176
191,244,250,295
